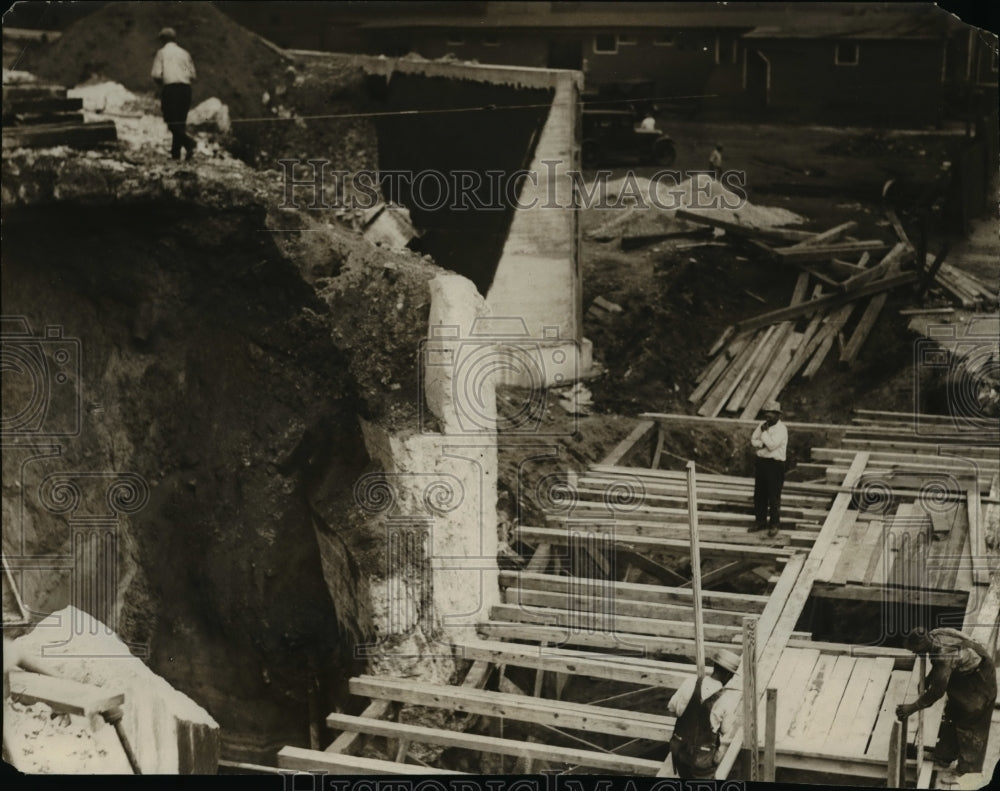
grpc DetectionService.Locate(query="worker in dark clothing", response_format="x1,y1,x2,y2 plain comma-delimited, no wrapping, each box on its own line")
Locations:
667,650,740,779
897,627,997,785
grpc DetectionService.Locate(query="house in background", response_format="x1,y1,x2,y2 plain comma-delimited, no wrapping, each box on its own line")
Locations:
215,1,996,128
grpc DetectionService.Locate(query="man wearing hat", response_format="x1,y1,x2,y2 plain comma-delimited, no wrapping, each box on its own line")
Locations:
667,650,740,779
151,27,197,160
750,400,787,537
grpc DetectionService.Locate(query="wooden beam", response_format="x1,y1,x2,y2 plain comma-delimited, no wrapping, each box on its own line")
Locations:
2,120,117,150
325,699,392,754
772,240,887,265
499,570,769,611
323,712,664,774
8,671,124,719
348,675,676,741
452,638,700,689
734,271,918,334
278,746,463,774
602,420,657,467
518,525,793,560
763,687,777,781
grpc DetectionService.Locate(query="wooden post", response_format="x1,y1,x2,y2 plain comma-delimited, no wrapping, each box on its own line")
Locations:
763,687,777,782
888,720,902,787
687,461,706,678
916,654,926,776
742,616,759,781
652,424,666,469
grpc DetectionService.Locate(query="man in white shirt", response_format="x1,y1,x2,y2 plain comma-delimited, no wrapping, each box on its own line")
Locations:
750,399,787,537
151,27,197,160
667,650,740,779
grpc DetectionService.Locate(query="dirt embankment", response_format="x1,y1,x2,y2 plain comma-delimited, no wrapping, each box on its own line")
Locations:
1,148,440,763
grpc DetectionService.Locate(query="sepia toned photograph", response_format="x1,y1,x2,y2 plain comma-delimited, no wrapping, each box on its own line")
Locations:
1,1,998,787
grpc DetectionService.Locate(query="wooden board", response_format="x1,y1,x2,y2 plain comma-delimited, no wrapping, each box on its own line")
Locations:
849,519,885,585
866,670,912,759
348,675,676,741
940,504,971,592
797,654,857,749
323,712,664,774
840,292,888,364
822,658,876,752
774,649,821,740
278,746,463,774
784,653,838,743
841,657,896,756
2,119,117,149
8,670,124,718
815,510,859,583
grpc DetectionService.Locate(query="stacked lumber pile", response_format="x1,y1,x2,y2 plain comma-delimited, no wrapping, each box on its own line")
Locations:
928,259,998,309
688,228,918,418
2,81,117,150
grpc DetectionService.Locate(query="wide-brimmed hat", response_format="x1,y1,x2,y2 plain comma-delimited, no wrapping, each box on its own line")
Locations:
714,649,741,674
762,400,781,413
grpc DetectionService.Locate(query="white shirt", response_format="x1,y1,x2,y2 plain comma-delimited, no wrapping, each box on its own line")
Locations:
751,420,787,461
667,676,737,742
151,42,197,86
709,149,723,167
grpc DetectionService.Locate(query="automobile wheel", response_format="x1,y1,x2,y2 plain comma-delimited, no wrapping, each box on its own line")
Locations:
652,139,676,167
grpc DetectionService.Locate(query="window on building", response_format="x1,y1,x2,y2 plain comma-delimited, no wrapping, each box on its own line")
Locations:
654,32,674,47
446,32,465,46
618,34,636,46
835,42,860,66
483,32,500,46
594,34,617,54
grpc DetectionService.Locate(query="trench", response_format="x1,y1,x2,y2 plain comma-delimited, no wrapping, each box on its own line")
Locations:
1,202,373,763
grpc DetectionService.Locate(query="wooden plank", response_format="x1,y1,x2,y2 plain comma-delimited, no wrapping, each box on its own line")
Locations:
815,509,859,583
867,670,912,760
841,657,896,755
774,649,821,739
840,293,888,364
831,513,871,585
786,221,858,249
505,588,751,627
802,304,855,379
970,483,989,585
477,621,738,658
740,326,800,419
2,120,117,150
8,671,124,718
798,654,857,749
888,721,903,787
763,687,777,781
674,208,818,244
784,653,838,743
323,712,664,774
278,746,463,774
938,505,972,591
348,675,676,741
773,240,888,264
518,525,793,561
734,271,919,335
453,639,700,688
885,210,911,247
489,602,742,641
701,326,777,417
849,519,885,585
601,420,656,467
822,658,875,752
325,699,392,754
502,571,769,611
726,322,789,412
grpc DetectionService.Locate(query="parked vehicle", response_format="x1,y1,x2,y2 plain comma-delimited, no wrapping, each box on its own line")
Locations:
581,108,677,168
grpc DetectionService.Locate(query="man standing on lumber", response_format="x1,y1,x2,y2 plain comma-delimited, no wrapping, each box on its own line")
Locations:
667,650,740,779
151,27,197,161
897,627,997,786
750,400,787,537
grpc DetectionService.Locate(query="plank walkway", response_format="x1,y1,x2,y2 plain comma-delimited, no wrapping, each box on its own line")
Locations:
280,411,998,782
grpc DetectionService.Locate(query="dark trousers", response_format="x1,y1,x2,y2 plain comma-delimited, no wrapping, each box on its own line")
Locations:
669,738,716,780
934,658,997,773
754,457,784,528
161,83,195,159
